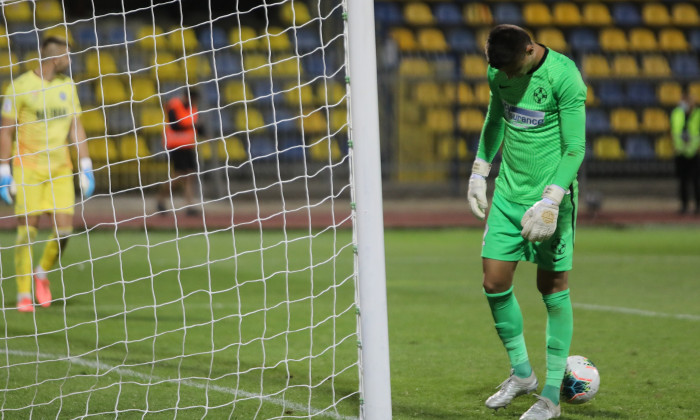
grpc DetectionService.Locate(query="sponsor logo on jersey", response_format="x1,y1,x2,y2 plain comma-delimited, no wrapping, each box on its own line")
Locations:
502,101,545,128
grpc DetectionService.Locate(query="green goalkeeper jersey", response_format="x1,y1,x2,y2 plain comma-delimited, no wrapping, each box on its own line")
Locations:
476,47,587,205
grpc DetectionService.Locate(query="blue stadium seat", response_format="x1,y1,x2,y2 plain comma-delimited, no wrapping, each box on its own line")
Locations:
626,82,656,106
302,53,327,76
10,28,39,50
671,54,700,78
279,137,305,161
625,135,655,159
75,25,98,48
248,135,276,160
213,51,242,77
447,29,476,52
586,108,610,134
689,29,700,51
434,3,462,25
273,108,298,135
596,81,625,106
374,2,403,25
295,26,321,52
493,3,522,25
569,29,598,51
198,26,228,50
612,3,642,26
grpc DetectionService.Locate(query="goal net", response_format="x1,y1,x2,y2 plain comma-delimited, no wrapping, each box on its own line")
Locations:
0,1,389,418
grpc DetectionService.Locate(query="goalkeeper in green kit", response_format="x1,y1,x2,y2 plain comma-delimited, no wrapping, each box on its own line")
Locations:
467,25,586,420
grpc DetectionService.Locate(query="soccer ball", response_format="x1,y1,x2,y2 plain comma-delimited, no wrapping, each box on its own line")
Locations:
560,355,600,404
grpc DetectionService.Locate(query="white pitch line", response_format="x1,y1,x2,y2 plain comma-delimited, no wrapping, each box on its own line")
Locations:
0,349,358,420
574,303,700,321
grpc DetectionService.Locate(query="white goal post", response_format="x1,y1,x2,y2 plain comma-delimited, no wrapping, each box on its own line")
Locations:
0,0,390,419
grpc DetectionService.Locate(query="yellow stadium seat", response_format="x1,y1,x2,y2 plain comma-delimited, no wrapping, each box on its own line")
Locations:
36,0,63,21
657,82,682,106
224,80,251,104
196,141,212,161
242,53,269,78
457,83,474,105
463,3,493,25
120,134,151,160
655,136,675,159
536,28,567,51
0,52,20,77
235,108,266,131
688,82,700,102
266,26,292,52
96,75,128,105
316,82,346,105
582,55,610,78
0,26,7,48
88,137,119,163
42,25,74,47
218,136,247,161
658,29,688,52
85,51,118,78
129,78,157,102
643,3,671,26
183,54,211,82
474,82,490,105
279,1,311,26
462,54,487,78
628,28,657,52
168,27,199,53
585,83,598,106
417,28,448,52
399,57,432,77
599,28,628,52
152,52,184,82
611,55,639,77
523,3,552,26
81,108,107,136
593,136,625,160
582,3,611,25
610,108,639,133
404,2,434,25
641,108,670,133
552,3,582,26
390,28,417,52
426,108,454,134
3,2,32,22
329,107,347,132
271,57,299,77
299,111,327,133
140,107,165,136
475,29,490,53
641,55,671,77
414,81,443,105
230,26,260,52
458,108,485,132
309,138,341,162
672,3,700,26
135,24,168,51
285,82,314,106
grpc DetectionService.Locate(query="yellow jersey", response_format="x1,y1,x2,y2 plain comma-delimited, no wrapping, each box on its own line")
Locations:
1,70,82,174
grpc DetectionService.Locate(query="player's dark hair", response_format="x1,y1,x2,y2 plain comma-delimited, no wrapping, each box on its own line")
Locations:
41,36,69,51
486,25,532,70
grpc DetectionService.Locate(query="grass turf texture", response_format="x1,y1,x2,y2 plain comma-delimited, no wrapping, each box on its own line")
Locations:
0,227,699,418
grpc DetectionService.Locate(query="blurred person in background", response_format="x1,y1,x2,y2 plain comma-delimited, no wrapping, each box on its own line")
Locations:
157,90,202,216
670,94,700,215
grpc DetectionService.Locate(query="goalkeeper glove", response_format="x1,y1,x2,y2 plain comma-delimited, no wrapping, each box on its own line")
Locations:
467,158,491,221
79,157,95,198
520,185,566,243
0,163,14,205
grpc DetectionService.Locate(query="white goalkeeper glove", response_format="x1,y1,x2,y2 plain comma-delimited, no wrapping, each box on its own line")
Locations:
520,185,566,243
79,157,95,198
0,163,14,205
467,158,491,221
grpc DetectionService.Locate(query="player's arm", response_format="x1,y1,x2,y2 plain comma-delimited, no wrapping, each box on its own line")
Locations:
686,109,700,158
70,115,95,197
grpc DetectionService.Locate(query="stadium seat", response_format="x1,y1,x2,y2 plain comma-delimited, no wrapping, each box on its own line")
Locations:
279,1,311,26
74,25,98,48
612,55,639,77
610,108,639,133
309,138,342,162
625,135,655,159
81,108,107,136
218,136,247,161
167,27,199,53
447,29,476,53
242,53,269,78
329,107,348,132
135,24,169,51
457,82,474,105
294,26,321,53
473,82,490,105
655,136,675,159
198,26,228,51
641,108,670,133
536,28,567,51
599,28,628,52
689,30,700,51
611,3,642,26
463,3,493,25
271,57,299,77
582,3,612,26
414,81,444,105
523,3,552,26
552,3,582,26
399,57,432,77
285,83,314,106
434,3,462,25
299,110,327,133
582,55,610,78
657,81,682,106
569,29,599,51
236,107,266,131
658,29,688,52
139,107,165,136
642,3,671,26
96,75,128,105
85,51,119,78
130,78,157,102
628,28,657,52
404,2,434,26
688,82,700,102
626,82,656,106
120,134,151,160
0,52,20,77
0,26,7,49
672,3,700,26
426,108,454,134
586,108,609,133
492,3,522,25
316,81,346,105
462,54,487,78
670,54,700,78
585,83,598,106
153,52,185,82
42,25,74,46
224,80,251,104
458,108,485,132
36,0,63,21
184,54,212,81
374,2,403,25
88,137,119,163
593,136,625,160
417,28,448,52
3,2,31,22
266,26,292,52
389,28,417,52
641,55,671,77
230,26,260,52
214,50,243,77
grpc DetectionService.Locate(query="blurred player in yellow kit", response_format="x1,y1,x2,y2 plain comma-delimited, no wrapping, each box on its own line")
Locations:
0,36,94,312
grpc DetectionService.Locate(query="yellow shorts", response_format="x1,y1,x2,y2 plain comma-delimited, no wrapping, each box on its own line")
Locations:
14,166,75,216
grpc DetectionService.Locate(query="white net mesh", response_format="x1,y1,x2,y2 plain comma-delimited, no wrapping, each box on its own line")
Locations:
0,1,361,418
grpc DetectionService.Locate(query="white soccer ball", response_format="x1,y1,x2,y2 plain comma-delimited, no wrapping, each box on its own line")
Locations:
560,355,600,404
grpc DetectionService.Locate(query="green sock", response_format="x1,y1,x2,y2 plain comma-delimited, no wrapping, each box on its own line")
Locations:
485,286,532,379
541,289,574,405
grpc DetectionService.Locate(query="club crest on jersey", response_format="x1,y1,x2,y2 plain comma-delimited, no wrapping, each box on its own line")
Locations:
502,101,545,128
533,87,548,104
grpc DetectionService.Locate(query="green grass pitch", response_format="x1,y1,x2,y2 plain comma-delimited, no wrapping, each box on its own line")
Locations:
0,226,699,419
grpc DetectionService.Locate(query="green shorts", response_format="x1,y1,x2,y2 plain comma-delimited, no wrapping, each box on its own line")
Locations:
482,190,578,271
